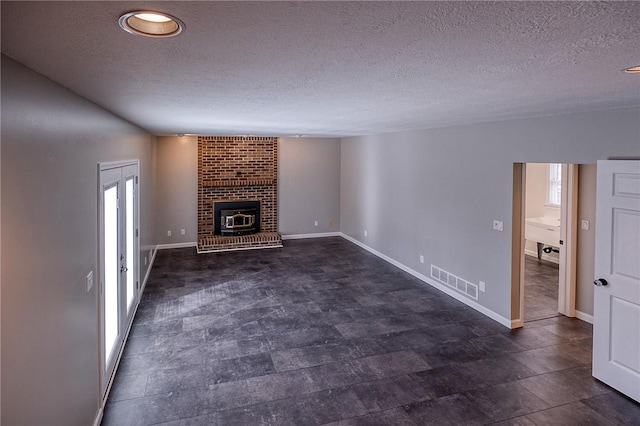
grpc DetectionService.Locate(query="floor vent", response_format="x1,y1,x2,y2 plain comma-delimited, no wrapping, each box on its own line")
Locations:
430,265,478,300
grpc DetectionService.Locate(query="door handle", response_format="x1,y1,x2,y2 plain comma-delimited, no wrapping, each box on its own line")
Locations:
593,278,608,287
121,266,128,273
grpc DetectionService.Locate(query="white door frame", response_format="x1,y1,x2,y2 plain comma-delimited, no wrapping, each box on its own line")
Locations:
511,163,578,328
97,159,140,402
558,164,578,317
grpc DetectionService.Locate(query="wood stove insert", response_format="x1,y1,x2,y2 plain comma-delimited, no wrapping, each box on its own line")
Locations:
213,200,260,236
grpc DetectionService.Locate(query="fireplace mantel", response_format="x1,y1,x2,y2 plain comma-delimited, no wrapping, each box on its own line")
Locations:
201,179,274,188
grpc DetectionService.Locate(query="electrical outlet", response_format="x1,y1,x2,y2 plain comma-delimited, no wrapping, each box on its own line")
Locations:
364,230,368,237
86,271,94,293
581,220,589,231
479,280,486,292
314,220,319,227
167,230,172,237
493,220,503,231
419,255,424,264
181,228,186,235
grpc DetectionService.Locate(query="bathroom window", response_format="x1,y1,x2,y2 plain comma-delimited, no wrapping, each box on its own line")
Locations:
547,163,562,207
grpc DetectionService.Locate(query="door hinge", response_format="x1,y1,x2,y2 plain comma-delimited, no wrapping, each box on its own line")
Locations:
135,176,138,184
136,229,139,237
136,281,139,289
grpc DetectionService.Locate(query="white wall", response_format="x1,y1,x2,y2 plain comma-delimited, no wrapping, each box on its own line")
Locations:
279,138,341,236
525,163,561,220
341,107,640,321
155,136,198,245
1,55,157,425
525,163,561,263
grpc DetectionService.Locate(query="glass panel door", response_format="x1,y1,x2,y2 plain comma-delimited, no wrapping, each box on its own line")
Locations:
122,164,138,319
103,182,120,367
99,162,139,399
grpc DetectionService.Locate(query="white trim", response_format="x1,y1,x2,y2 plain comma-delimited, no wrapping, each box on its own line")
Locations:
156,242,197,250
575,310,594,324
338,233,513,329
99,159,139,171
513,163,526,329
524,249,560,265
559,163,579,318
92,408,103,426
100,293,141,406
282,232,341,240
197,244,282,254
141,246,157,292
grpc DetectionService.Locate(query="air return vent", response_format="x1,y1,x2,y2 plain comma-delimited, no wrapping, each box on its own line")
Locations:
430,265,478,300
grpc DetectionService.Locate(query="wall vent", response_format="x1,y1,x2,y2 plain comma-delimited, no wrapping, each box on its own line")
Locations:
430,265,478,300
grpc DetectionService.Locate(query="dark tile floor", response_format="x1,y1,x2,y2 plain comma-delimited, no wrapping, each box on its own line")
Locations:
102,238,640,425
524,256,560,322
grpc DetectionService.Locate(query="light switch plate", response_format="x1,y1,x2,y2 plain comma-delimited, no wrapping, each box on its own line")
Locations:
581,220,589,230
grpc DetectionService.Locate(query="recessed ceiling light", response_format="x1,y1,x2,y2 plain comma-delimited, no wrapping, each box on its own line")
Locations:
622,65,640,74
118,11,184,38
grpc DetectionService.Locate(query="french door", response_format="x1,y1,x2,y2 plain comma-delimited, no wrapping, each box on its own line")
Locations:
99,162,139,398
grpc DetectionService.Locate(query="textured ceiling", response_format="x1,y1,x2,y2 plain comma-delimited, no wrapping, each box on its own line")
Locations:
2,1,639,137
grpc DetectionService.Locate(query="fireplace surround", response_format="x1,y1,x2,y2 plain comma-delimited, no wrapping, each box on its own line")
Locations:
197,136,282,252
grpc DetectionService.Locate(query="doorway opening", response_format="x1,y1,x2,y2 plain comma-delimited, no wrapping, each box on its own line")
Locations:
511,163,578,328
524,163,562,321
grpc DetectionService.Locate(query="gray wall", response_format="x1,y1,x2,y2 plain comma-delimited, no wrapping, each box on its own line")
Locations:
155,136,198,245
152,137,342,240
576,164,597,316
341,108,640,320
1,55,157,425
279,138,341,235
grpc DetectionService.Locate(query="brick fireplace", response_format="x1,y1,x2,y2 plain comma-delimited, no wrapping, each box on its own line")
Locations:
197,136,282,252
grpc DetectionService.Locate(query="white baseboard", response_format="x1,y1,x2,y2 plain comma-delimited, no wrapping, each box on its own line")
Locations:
338,233,513,329
575,310,594,324
141,246,158,293
524,249,560,265
92,408,103,426
282,232,341,240
156,242,197,250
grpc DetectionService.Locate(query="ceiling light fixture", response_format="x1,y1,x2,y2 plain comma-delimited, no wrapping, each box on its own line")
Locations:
622,65,640,74
118,11,184,38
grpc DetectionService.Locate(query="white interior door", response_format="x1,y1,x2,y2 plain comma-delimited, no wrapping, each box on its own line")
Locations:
593,160,640,402
99,162,139,398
